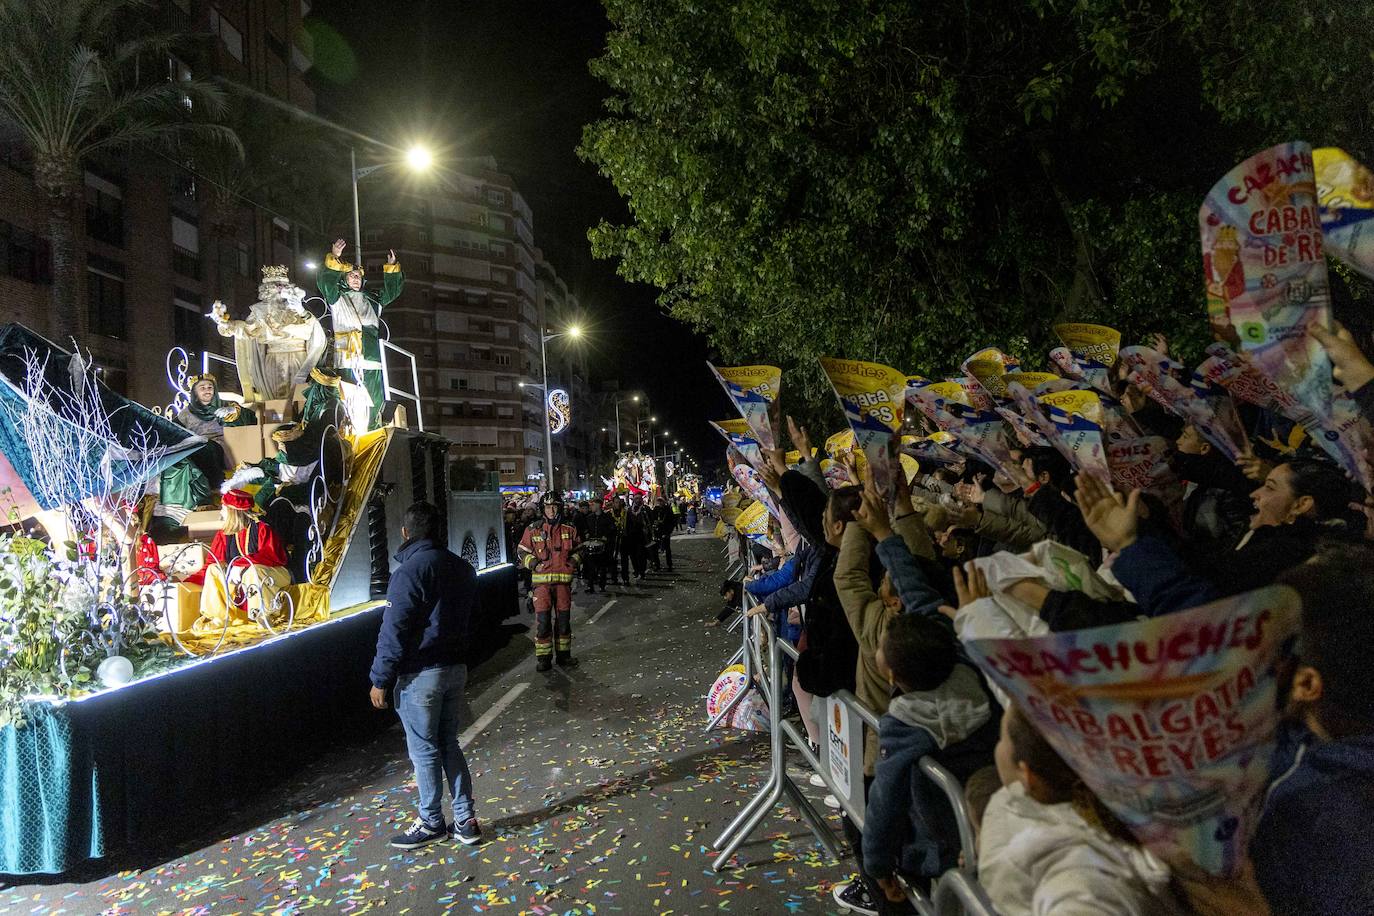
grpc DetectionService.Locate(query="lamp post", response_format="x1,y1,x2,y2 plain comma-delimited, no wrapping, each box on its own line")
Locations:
637,414,657,450
524,324,582,492
350,143,433,267
610,392,640,453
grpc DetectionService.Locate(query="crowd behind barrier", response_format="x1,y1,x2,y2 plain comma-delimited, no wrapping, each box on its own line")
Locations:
703,306,1374,915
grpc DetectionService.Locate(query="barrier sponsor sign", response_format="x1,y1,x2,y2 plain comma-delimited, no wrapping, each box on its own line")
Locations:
964,586,1300,876
826,696,865,807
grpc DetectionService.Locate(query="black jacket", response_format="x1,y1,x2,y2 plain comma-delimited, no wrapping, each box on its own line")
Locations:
369,537,477,688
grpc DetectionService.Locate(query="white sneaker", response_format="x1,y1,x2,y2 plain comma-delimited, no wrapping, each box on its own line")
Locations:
823,794,841,809
809,772,826,788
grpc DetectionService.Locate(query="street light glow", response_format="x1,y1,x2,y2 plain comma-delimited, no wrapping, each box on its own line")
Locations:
632,395,640,402
566,325,582,338
406,145,434,171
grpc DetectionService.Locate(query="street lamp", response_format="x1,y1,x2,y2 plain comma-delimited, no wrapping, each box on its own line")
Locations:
637,414,657,449
525,323,582,492
350,143,433,271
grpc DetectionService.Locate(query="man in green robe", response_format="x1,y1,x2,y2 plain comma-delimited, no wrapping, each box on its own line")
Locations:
317,239,404,430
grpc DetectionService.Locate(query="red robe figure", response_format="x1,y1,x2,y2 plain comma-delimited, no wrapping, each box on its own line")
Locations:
518,492,581,671
184,488,292,625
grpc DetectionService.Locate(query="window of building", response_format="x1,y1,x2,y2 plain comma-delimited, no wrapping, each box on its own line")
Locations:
450,377,469,390
495,352,512,366
365,229,382,243
497,405,514,419
484,189,507,207
499,461,517,473
86,254,126,340
167,55,193,110
84,173,124,247
237,242,251,277
171,215,199,278
173,289,203,354
209,8,245,62
0,221,50,284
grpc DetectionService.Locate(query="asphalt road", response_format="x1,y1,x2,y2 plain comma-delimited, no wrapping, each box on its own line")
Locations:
1,535,854,915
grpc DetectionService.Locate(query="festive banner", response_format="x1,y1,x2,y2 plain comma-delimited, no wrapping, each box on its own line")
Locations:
728,448,779,519
1120,346,1248,462
1106,436,1184,513
1314,146,1374,280
962,348,1022,401
1199,142,1373,485
1036,389,1110,483
711,418,764,471
733,499,771,541
965,586,1301,876
901,431,964,469
1050,345,1111,395
1055,323,1122,367
824,429,867,486
819,358,907,499
708,363,781,450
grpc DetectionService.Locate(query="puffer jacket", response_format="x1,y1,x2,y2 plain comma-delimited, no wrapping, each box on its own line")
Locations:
978,782,1178,916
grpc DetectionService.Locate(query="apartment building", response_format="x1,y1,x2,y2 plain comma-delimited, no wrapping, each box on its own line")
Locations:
0,0,318,408
358,162,602,488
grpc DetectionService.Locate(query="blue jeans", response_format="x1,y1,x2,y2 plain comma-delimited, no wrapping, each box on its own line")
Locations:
394,663,475,828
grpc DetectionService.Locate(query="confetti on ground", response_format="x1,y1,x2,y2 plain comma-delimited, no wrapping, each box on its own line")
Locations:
0,542,851,914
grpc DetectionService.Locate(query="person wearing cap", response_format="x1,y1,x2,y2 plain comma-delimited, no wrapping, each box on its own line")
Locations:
517,492,582,670
182,488,291,628
317,238,404,430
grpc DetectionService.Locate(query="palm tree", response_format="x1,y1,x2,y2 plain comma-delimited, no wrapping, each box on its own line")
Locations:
0,0,238,344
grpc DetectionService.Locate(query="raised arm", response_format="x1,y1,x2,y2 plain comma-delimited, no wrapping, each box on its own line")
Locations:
379,248,405,308
317,238,349,305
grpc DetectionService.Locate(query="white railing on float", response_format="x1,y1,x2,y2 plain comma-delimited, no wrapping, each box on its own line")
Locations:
379,339,423,432
709,584,1001,916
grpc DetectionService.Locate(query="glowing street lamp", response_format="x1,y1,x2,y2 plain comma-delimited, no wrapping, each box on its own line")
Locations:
351,142,435,275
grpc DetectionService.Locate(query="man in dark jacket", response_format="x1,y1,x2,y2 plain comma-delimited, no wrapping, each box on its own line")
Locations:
369,502,481,850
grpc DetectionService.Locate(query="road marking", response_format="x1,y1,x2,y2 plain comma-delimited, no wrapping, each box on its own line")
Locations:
461,682,528,747
588,598,618,625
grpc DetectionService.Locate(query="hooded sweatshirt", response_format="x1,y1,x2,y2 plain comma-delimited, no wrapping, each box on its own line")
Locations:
1249,721,1374,916
862,662,998,879
978,782,1176,916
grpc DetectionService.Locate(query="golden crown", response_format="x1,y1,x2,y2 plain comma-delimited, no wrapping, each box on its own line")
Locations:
261,265,290,283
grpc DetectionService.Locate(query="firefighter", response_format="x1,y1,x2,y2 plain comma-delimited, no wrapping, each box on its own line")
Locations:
518,492,582,671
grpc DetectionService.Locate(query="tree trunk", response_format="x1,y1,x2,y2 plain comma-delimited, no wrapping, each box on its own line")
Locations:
47,195,81,347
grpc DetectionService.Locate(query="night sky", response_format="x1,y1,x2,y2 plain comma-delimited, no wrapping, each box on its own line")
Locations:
313,0,725,469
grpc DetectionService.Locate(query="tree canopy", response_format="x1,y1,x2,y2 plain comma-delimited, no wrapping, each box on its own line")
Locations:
581,0,1374,416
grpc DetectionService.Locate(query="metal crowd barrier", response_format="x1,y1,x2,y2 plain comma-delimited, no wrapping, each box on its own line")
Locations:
708,588,1000,916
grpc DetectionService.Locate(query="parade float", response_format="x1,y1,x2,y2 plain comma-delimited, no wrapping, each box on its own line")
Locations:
0,263,514,875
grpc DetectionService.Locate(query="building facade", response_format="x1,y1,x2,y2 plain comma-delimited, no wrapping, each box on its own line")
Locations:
363,162,595,488
1,0,319,409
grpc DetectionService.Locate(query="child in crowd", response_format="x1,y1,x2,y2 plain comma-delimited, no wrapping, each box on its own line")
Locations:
977,703,1179,916
856,613,999,911
1250,543,1374,915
